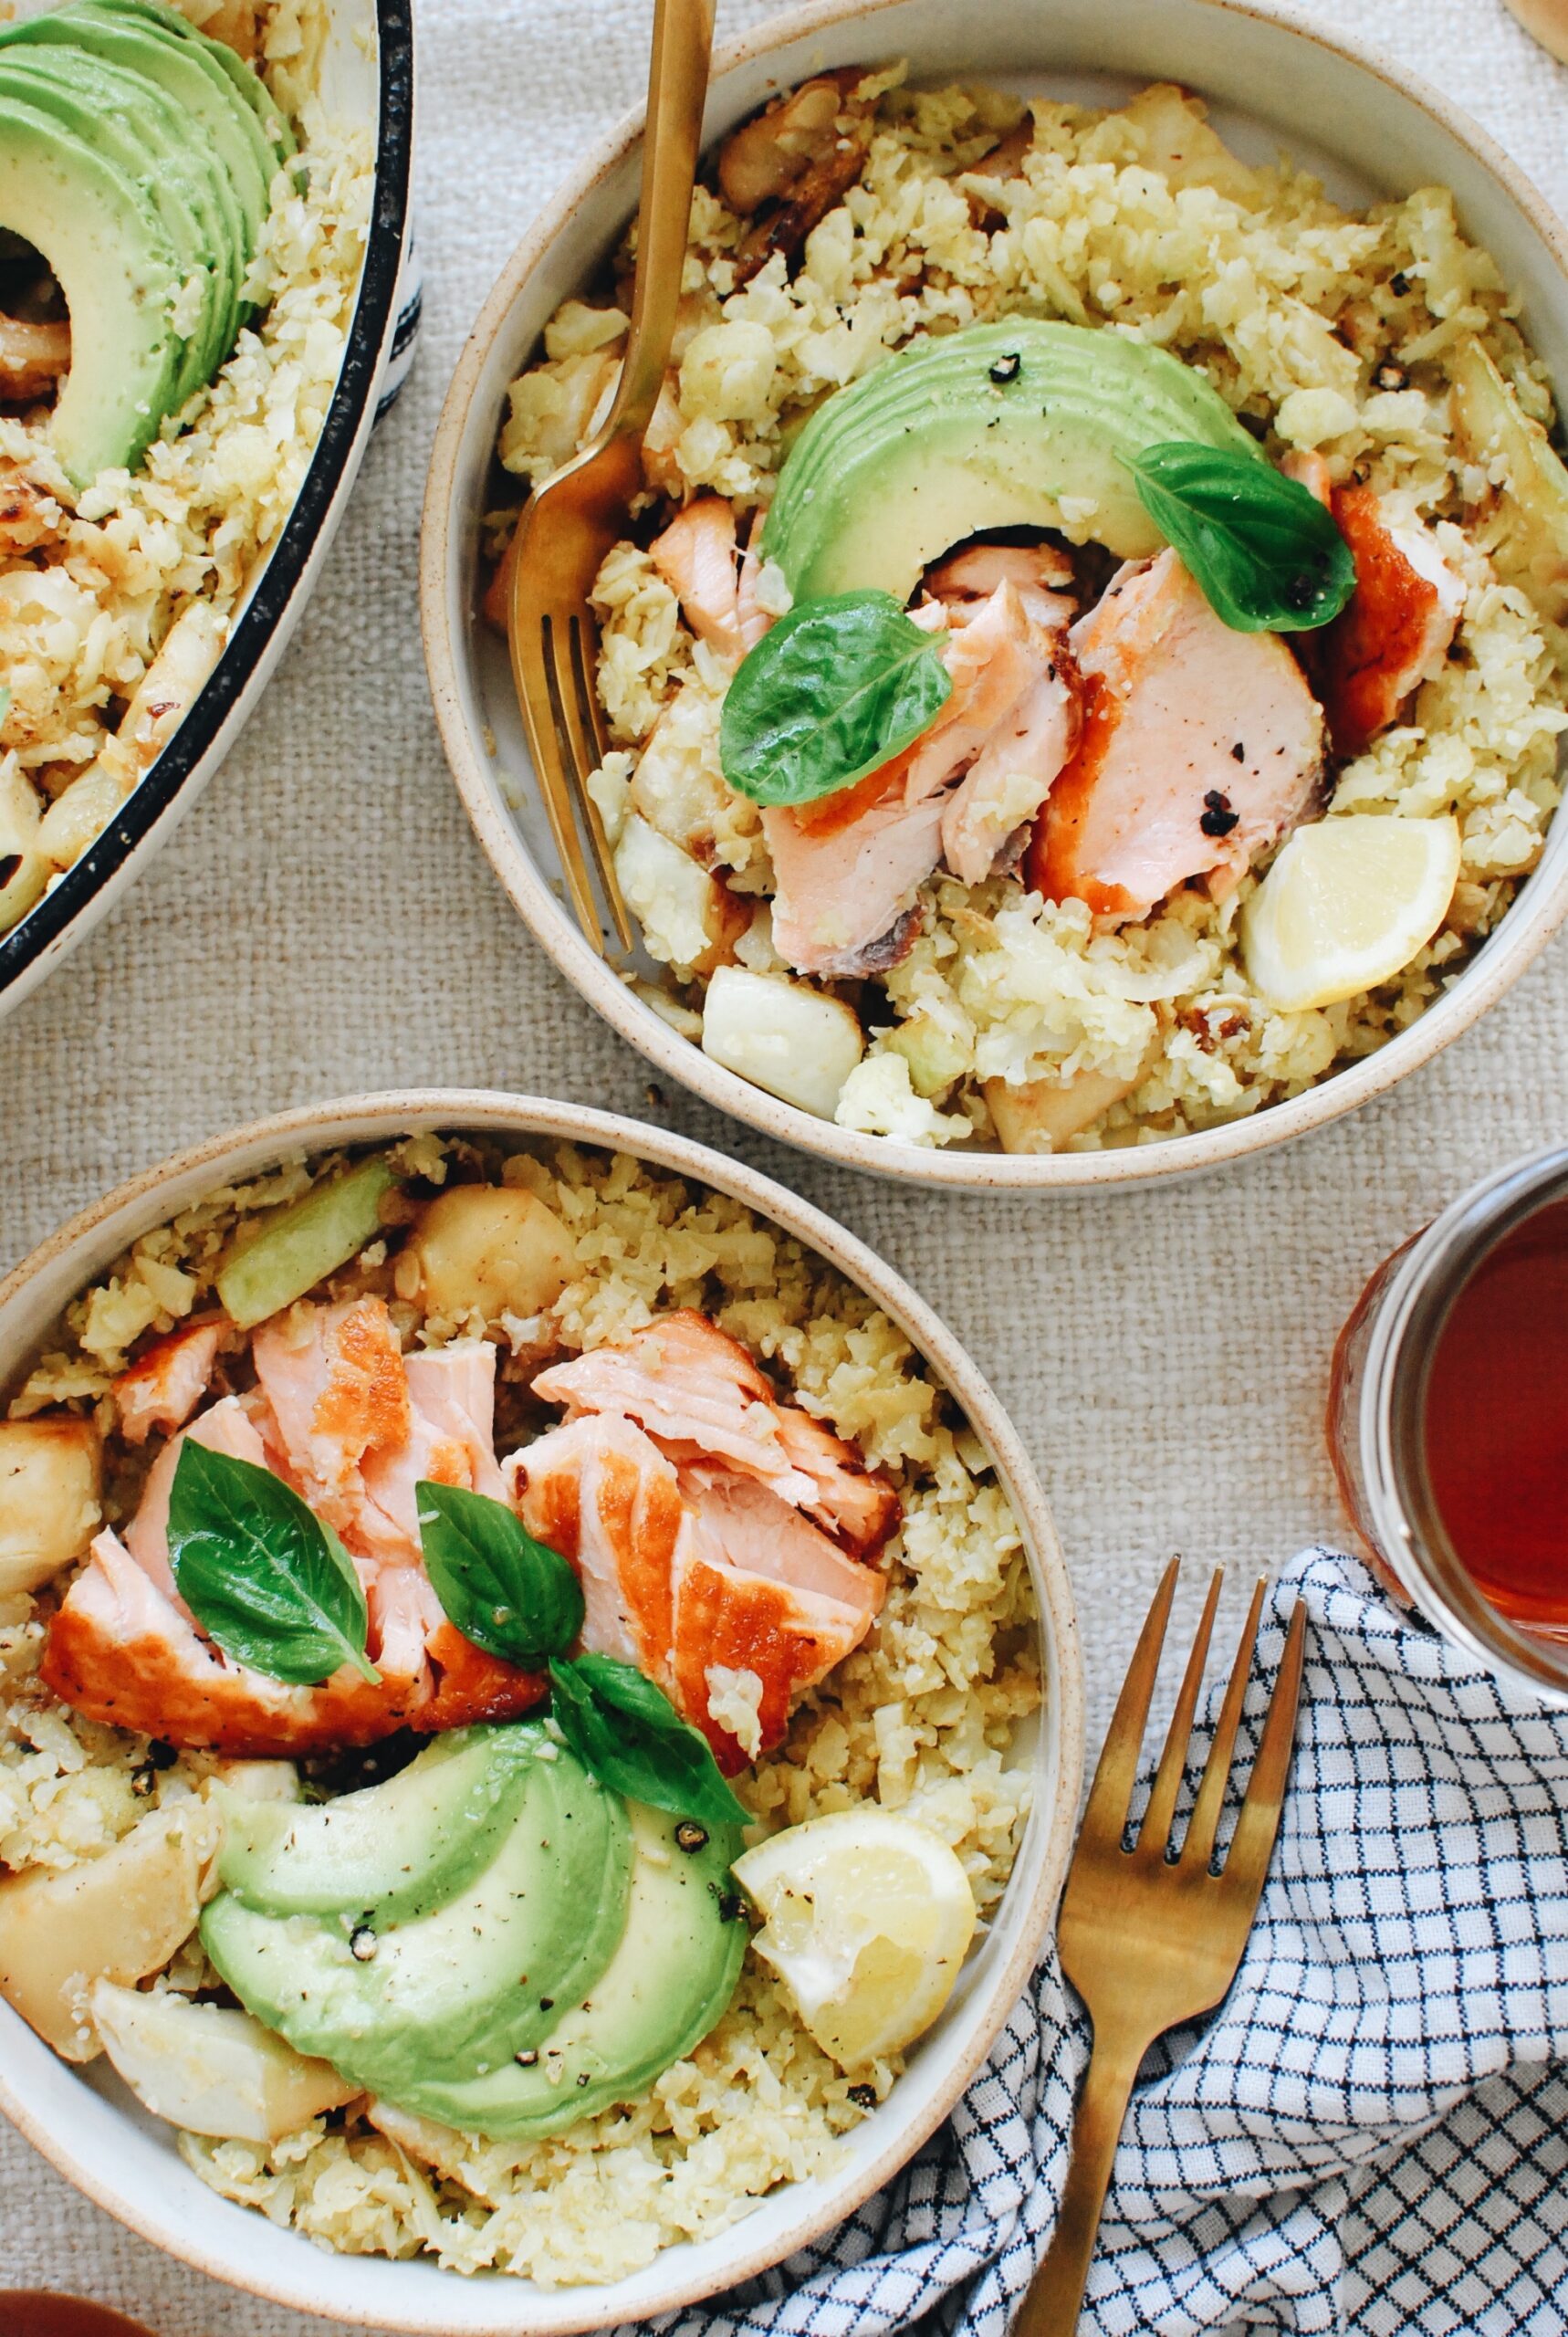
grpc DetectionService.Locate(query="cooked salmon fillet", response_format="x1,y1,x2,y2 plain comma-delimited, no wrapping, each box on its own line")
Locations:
41,1522,546,1755
531,1308,899,1555
43,1320,545,1754
509,1418,884,1770
1029,549,1324,918
113,1316,225,1445
1304,487,1465,757
766,582,1071,973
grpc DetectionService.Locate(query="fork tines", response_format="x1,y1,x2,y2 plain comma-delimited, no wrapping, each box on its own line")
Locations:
1087,1557,1307,1876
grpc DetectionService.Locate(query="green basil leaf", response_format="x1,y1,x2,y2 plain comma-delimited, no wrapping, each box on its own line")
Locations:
719,589,952,807
1126,441,1355,632
168,1441,379,1686
416,1479,584,1667
548,1654,749,1828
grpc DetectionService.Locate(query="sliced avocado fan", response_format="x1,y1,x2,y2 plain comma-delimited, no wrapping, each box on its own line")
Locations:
0,92,183,485
0,50,236,411
201,1727,749,2135
0,0,291,487
203,1725,638,2099
761,317,1264,604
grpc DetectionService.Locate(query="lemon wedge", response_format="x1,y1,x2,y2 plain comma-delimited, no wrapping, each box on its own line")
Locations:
1240,814,1462,1013
732,1809,977,2070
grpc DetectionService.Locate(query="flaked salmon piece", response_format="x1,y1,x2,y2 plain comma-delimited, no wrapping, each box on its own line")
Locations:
114,1317,225,1446
679,1464,884,1626
650,498,749,664
124,1395,272,1599
764,1407,900,1559
735,509,773,654
0,314,70,401
1281,449,1333,507
766,582,1052,975
673,1549,852,1771
251,1298,414,1563
1029,549,1324,919
509,1413,685,1678
764,791,950,979
361,1343,512,1559
1304,487,1465,758
506,1416,883,1771
532,1309,899,1554
942,659,1082,886
926,542,1075,634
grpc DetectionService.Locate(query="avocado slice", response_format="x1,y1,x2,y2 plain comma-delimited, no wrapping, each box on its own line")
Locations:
214,1724,547,1925
0,90,182,483
0,51,235,408
385,1802,747,2137
78,0,294,162
0,3,276,271
761,318,1264,604
202,1742,634,2094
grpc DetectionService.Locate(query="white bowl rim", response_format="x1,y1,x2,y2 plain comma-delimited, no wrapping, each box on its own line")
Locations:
0,1086,1084,2333
421,0,1568,1193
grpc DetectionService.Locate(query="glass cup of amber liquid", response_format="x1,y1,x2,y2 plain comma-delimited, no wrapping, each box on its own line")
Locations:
1328,1146,1568,1703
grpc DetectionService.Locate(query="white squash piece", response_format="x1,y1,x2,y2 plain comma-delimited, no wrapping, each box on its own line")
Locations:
400,1185,576,1322
0,763,47,936
90,1980,360,2142
0,1801,222,2059
702,963,864,1119
210,1758,301,1806
1449,334,1568,634
614,813,747,976
30,603,227,877
985,1060,1148,1153
0,1414,101,1596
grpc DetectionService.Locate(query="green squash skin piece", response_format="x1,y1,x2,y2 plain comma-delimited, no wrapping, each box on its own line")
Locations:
215,1154,398,1329
202,1748,633,2095
761,318,1263,604
0,4,276,262
214,1724,547,1925
0,50,235,406
0,92,182,485
382,1802,747,2138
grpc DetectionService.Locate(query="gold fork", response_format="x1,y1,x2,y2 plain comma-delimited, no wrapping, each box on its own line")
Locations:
506,0,716,952
1014,1560,1307,2337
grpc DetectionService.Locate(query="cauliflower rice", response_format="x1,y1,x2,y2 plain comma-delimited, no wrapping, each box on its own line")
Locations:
0,0,373,927
497,75,1568,1151
1,1133,1040,2286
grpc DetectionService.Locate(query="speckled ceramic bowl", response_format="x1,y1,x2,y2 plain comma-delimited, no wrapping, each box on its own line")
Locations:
422,0,1568,1191
0,0,420,1025
0,1089,1082,2335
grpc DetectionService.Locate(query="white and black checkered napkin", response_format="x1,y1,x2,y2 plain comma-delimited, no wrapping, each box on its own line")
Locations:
654,1550,1568,2337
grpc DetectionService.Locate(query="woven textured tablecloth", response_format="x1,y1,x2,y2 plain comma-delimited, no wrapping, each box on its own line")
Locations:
3,0,1566,2326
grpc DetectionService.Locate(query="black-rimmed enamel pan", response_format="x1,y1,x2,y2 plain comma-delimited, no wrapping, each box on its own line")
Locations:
0,0,418,1023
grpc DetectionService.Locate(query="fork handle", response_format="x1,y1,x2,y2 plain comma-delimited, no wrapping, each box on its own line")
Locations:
610,0,716,438
1011,2032,1147,2337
